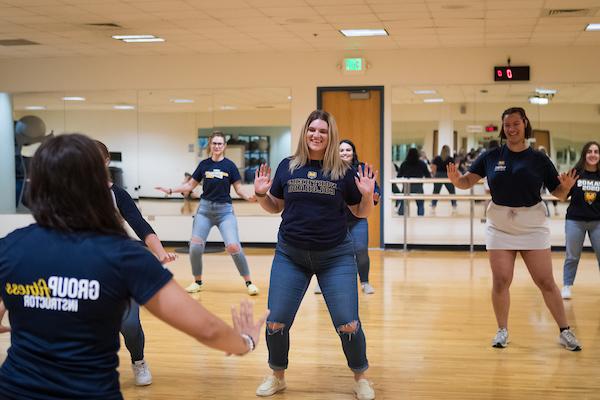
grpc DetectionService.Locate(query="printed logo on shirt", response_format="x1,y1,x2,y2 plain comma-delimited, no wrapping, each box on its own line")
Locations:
494,160,506,172
578,179,600,205
205,169,229,179
307,171,317,179
288,178,336,195
4,276,100,313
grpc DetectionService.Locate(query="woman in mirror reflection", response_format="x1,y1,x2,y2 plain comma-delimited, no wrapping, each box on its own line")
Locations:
430,144,457,214
97,140,177,386
155,131,259,296
561,141,600,300
447,107,582,351
253,110,377,400
313,139,379,295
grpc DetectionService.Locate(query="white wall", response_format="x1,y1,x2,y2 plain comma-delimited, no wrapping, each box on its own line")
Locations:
3,46,600,245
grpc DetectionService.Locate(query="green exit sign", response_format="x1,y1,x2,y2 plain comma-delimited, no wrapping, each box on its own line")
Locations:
344,57,364,72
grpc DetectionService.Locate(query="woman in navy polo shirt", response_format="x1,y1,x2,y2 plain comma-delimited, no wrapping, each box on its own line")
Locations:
156,131,259,296
0,134,267,400
446,107,582,351
252,110,377,400
561,141,600,299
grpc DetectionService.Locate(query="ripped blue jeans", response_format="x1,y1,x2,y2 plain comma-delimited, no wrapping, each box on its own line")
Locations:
265,232,368,373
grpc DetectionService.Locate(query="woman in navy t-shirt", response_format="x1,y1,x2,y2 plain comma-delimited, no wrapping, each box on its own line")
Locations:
252,110,377,400
431,144,457,211
0,134,267,400
156,131,259,296
446,107,582,351
561,141,600,300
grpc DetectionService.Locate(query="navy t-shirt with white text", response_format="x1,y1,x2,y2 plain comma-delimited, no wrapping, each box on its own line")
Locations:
270,158,362,250
469,145,560,207
566,169,600,221
0,224,173,400
192,158,241,203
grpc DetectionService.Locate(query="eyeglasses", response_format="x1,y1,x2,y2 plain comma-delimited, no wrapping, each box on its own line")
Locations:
211,143,225,147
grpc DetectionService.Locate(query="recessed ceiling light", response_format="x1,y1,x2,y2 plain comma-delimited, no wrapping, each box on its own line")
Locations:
585,23,600,31
62,96,85,101
413,90,436,95
220,105,237,110
112,35,155,40
113,104,135,110
170,99,194,104
340,29,388,37
287,95,292,100
122,38,165,43
535,88,557,95
529,96,549,105
25,106,46,110
423,98,444,103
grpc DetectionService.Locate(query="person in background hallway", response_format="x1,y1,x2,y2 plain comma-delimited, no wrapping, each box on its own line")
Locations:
253,110,377,400
155,131,259,296
431,144,457,214
96,140,177,386
397,147,431,217
447,107,582,351
561,141,600,299
0,133,268,400
315,139,380,295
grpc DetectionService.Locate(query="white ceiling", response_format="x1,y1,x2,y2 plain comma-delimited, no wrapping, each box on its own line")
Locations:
1,0,600,59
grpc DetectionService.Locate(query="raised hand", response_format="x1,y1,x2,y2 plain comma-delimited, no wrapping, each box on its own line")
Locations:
446,162,462,185
231,300,270,354
558,168,579,191
355,163,378,196
254,164,272,196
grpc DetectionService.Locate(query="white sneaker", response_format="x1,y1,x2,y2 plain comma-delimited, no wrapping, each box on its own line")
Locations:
185,281,203,293
492,328,509,348
132,360,152,386
353,378,375,400
256,375,286,397
561,285,572,300
559,328,582,351
361,282,375,294
314,283,322,294
247,283,259,296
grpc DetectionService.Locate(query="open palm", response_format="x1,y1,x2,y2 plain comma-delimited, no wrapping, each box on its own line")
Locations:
355,163,378,196
254,164,272,195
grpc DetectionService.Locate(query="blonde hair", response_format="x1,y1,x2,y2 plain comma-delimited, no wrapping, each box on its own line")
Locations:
208,131,226,156
440,145,451,161
289,110,348,180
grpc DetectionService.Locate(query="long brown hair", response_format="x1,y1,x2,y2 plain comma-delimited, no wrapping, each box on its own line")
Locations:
574,141,600,172
289,110,347,180
28,133,126,236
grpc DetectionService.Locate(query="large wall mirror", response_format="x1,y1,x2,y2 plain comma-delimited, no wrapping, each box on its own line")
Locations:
9,88,291,217
392,83,600,220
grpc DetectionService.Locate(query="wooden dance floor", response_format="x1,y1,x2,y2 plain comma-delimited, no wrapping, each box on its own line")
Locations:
1,249,598,399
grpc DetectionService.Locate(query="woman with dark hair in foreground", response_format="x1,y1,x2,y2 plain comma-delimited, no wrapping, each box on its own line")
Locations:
0,133,267,400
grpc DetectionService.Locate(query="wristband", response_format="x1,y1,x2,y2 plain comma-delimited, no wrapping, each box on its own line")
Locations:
240,333,255,355
254,191,267,198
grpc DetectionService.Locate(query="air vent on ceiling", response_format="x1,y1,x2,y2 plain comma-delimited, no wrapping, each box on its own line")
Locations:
0,39,39,46
86,22,123,28
542,8,597,17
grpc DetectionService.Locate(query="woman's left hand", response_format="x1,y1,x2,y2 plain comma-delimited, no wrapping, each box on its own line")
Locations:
558,168,579,191
355,163,378,196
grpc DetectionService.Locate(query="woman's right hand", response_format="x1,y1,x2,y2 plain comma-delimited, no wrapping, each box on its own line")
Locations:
231,300,269,354
446,163,461,185
254,164,272,196
155,186,171,195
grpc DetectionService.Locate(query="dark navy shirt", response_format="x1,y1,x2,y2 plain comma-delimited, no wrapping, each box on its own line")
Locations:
432,156,454,177
566,169,600,221
469,145,560,207
0,224,173,400
270,158,362,250
111,184,155,240
191,157,241,203
397,160,431,192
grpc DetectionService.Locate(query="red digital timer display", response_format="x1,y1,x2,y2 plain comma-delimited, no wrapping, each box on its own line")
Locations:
494,66,530,81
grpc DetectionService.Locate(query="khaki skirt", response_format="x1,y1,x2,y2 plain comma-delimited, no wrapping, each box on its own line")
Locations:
486,201,550,250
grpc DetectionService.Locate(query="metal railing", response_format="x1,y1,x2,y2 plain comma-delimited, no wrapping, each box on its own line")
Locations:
389,178,560,252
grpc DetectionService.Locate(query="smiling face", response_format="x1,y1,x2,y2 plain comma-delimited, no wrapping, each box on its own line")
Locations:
502,112,526,147
209,135,226,158
339,142,353,162
305,118,329,159
585,144,600,170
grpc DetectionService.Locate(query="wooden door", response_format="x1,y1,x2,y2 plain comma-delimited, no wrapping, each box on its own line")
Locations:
532,129,550,153
319,88,382,247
